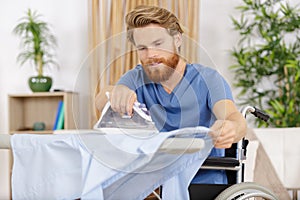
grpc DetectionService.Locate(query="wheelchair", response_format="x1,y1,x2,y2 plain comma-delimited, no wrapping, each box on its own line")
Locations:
149,106,278,200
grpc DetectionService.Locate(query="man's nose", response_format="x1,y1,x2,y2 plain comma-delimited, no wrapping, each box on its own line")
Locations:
147,47,159,58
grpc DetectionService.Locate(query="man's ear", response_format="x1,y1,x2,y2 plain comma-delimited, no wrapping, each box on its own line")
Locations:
173,33,182,49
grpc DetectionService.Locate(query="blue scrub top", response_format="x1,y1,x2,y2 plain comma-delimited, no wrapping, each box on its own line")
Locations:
118,63,234,184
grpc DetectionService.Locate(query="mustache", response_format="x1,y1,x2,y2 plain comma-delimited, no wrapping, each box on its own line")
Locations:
143,57,168,66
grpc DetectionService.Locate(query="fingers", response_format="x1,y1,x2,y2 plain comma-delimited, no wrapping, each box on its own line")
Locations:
210,120,236,149
110,85,137,116
127,92,137,115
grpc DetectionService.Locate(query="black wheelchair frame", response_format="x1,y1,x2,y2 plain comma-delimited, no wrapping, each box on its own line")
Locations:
188,106,275,200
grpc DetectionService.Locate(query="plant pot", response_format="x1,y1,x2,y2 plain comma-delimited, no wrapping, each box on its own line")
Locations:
28,76,52,92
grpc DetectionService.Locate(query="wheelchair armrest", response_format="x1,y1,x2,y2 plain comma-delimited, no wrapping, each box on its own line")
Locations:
202,157,240,168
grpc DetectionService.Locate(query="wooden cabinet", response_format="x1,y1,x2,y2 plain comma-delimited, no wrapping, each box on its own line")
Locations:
8,92,78,134
4,92,78,198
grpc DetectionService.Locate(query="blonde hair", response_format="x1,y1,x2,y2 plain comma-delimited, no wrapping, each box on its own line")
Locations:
125,5,183,44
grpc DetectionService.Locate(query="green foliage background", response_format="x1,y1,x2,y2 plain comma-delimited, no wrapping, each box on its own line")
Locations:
230,0,300,127
13,9,58,76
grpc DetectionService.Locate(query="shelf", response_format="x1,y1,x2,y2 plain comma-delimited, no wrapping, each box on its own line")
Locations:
8,91,74,97
10,130,54,134
8,92,78,134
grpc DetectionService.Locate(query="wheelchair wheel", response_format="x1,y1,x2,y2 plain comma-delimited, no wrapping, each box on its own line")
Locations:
215,182,278,200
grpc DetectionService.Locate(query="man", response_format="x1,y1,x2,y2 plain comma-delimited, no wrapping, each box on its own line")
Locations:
97,5,247,185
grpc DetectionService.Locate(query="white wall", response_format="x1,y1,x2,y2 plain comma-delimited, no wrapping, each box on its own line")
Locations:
0,0,89,198
199,0,241,99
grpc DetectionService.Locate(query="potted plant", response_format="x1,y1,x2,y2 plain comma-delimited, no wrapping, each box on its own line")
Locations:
230,0,300,127
13,9,58,92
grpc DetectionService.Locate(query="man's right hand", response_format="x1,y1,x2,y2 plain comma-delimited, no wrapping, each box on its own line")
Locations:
110,85,137,116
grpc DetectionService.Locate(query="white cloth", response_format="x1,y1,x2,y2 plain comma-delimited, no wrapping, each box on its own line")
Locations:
11,127,213,200
11,134,82,200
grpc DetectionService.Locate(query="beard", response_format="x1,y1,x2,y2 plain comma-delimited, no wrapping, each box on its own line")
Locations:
141,53,180,83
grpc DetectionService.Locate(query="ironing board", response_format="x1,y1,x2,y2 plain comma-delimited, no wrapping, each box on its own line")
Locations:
1,101,214,199
1,127,213,200
0,132,205,153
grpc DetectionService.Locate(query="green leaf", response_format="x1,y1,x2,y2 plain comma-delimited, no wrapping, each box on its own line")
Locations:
229,0,300,127
13,8,59,73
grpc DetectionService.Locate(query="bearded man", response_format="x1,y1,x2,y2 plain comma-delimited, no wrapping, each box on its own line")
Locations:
97,5,247,186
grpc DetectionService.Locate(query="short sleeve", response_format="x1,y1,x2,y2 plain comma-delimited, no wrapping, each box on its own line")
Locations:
200,68,233,110
117,67,140,91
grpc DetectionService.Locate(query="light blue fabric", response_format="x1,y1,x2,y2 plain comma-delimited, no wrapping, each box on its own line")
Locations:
11,127,213,200
118,63,233,184
11,134,83,200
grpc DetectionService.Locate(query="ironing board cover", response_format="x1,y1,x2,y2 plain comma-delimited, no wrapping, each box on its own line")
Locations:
10,102,214,200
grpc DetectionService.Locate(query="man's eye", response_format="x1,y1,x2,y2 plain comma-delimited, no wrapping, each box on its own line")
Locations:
154,42,161,46
138,47,146,51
